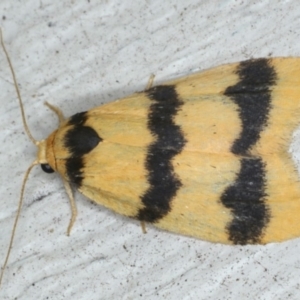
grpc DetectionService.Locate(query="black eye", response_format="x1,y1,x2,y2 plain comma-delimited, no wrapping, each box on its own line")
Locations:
41,164,55,173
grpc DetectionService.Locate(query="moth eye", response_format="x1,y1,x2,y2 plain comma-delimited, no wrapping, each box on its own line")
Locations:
41,164,55,173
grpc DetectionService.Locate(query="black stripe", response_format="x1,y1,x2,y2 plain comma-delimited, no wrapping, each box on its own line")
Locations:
65,126,101,157
224,59,276,155
221,158,269,245
64,111,102,187
137,85,186,222
65,157,85,186
222,59,276,244
68,111,88,126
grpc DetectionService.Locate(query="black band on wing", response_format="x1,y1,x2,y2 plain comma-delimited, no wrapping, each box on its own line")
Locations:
224,59,276,155
221,158,269,245
222,59,276,244
137,85,186,223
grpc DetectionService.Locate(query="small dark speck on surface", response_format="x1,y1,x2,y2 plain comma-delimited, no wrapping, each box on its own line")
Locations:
32,191,54,203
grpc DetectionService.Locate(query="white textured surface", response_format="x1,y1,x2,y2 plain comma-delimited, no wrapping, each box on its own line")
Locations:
1,1,300,299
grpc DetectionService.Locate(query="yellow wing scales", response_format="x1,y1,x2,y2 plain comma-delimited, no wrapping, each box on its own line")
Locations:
46,57,300,244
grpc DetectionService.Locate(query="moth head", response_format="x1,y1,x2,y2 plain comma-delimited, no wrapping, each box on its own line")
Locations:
36,101,65,174
38,139,55,174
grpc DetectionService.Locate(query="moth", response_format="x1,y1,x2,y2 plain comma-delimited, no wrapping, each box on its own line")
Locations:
41,57,299,246
2,29,300,284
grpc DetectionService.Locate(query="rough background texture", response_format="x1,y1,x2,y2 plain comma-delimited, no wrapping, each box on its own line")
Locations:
1,1,300,299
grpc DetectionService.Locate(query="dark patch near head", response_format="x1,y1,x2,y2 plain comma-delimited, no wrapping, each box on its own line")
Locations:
221,158,270,244
64,112,102,187
137,85,186,222
64,126,102,157
41,164,55,173
224,59,277,155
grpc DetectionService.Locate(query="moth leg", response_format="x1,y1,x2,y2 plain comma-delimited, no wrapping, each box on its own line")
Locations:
44,101,65,125
145,74,155,90
140,221,147,234
62,179,78,236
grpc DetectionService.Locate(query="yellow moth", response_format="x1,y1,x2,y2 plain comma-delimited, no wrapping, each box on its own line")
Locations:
2,28,300,284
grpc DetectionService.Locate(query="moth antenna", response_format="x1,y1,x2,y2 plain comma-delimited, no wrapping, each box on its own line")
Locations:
0,161,38,286
0,28,37,145
0,28,40,286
